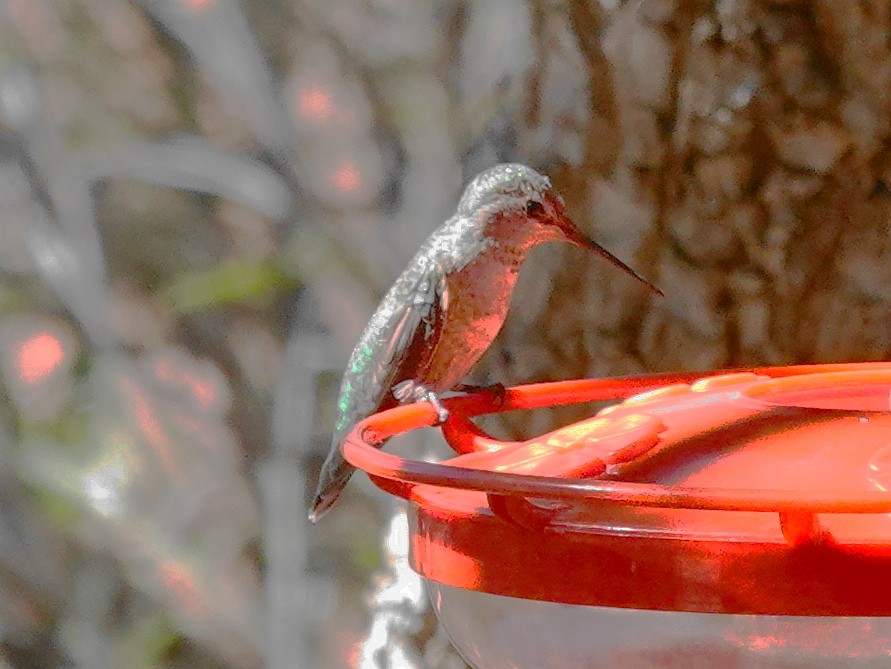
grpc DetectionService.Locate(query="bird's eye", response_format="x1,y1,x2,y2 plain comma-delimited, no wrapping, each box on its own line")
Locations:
525,200,544,217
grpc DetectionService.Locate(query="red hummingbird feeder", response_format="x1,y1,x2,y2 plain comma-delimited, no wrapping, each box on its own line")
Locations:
344,363,891,668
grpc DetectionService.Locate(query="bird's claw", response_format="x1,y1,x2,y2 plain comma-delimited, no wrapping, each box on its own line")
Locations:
392,380,416,403
392,381,450,424
428,394,450,424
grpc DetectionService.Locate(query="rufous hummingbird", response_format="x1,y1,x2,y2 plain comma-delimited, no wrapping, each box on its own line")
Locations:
309,163,660,521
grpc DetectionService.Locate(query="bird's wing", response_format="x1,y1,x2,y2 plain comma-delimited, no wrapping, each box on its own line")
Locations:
334,261,449,441
373,264,449,395
311,263,449,521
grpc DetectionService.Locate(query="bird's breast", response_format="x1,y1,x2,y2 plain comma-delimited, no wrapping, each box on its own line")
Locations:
419,253,522,390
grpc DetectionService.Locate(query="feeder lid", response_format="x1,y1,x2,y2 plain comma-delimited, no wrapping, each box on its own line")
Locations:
344,364,891,616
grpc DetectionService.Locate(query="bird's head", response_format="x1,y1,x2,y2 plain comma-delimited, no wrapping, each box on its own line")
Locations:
459,164,662,295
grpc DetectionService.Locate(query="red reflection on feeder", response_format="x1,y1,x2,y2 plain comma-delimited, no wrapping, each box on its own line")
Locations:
16,331,64,384
745,633,783,651
866,443,891,492
729,618,888,658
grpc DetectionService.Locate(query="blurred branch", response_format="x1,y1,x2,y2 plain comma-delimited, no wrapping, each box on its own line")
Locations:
135,0,296,165
79,136,293,221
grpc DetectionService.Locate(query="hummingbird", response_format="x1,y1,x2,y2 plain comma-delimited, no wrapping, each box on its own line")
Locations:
309,163,660,522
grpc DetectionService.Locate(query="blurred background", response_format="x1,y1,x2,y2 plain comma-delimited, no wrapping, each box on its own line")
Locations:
2,0,891,667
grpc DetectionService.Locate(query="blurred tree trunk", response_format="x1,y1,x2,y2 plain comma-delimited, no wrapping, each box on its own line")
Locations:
480,0,891,434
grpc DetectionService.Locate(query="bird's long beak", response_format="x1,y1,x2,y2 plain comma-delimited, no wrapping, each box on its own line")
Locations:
558,215,663,296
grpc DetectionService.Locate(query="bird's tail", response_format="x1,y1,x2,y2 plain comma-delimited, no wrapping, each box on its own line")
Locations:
309,428,392,522
308,445,354,523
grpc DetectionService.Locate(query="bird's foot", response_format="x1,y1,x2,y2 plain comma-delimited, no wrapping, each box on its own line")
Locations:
393,381,450,424
453,382,507,406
